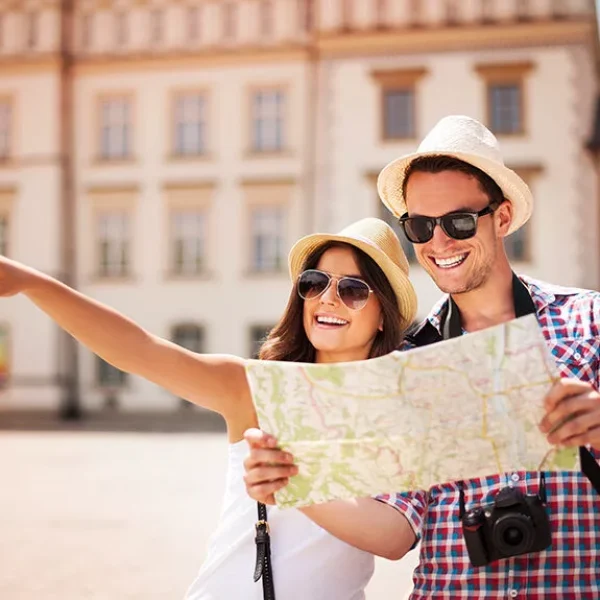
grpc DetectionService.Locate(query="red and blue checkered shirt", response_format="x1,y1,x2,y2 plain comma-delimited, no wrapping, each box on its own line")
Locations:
378,276,600,599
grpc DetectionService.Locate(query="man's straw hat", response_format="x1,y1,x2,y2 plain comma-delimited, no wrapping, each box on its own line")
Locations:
377,115,533,235
288,218,418,330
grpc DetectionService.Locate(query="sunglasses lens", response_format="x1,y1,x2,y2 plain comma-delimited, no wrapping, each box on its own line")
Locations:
443,214,478,240
402,217,434,243
298,270,330,300
338,278,371,310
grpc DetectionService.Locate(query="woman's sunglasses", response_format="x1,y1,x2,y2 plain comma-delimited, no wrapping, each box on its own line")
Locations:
297,269,373,311
399,202,499,244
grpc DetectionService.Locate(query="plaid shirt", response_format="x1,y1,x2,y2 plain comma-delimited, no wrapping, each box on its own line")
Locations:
378,276,600,599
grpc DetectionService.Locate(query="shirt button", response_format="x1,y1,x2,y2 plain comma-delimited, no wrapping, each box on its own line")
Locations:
511,473,520,482
509,590,518,598
574,352,582,360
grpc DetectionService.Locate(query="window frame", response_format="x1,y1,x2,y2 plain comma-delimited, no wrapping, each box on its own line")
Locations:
96,94,134,162
248,86,288,155
371,68,428,142
475,62,535,137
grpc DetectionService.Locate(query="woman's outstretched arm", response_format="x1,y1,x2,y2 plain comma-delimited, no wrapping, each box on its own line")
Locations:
0,256,255,438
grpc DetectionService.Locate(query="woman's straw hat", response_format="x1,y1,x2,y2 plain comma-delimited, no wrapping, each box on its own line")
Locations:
288,217,418,330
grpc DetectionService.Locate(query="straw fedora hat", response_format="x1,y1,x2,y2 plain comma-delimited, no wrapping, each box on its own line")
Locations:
288,217,418,330
377,115,533,236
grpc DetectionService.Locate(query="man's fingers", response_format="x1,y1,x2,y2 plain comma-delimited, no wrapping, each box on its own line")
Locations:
244,427,279,449
540,392,598,434
544,378,594,412
547,412,596,445
557,425,600,448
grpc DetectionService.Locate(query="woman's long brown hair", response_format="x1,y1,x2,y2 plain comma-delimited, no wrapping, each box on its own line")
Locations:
258,242,406,362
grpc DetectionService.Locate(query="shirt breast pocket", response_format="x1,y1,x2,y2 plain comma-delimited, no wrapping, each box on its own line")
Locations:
549,338,600,387
550,338,600,460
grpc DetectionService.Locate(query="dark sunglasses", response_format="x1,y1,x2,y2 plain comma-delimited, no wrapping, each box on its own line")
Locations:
297,269,373,311
399,202,499,244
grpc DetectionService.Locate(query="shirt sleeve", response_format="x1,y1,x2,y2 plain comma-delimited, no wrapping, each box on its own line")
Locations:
374,489,428,546
592,293,600,391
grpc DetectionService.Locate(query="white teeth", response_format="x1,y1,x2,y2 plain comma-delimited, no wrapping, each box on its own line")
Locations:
316,316,348,326
434,254,467,268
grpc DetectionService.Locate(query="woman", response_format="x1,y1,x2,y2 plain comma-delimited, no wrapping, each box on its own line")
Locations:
0,217,417,599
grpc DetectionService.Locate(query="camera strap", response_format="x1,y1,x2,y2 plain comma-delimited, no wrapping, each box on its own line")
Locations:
442,273,600,497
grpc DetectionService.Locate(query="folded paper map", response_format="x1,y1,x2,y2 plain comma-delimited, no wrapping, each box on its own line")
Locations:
246,314,578,509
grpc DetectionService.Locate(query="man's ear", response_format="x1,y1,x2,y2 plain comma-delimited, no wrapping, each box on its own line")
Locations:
495,199,513,237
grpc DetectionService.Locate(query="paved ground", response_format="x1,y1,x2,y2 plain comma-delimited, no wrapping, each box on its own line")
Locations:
0,411,418,599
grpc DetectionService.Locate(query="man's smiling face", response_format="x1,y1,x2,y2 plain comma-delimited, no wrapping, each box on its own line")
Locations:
404,169,508,295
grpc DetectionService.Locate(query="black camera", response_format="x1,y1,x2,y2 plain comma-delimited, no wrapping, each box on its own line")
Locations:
460,474,552,567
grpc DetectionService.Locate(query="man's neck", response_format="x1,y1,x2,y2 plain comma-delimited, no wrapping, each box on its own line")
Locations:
449,266,515,333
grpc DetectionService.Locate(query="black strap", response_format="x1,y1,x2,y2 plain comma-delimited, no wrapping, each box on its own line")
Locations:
580,446,600,496
442,273,600,496
253,501,275,599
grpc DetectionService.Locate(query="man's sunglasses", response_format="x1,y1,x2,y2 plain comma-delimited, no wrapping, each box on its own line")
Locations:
297,269,373,311
399,202,499,244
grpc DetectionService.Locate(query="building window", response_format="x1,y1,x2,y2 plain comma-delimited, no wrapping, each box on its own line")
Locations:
375,0,387,28
378,202,416,264
96,357,128,388
372,69,427,141
250,206,285,272
446,0,459,24
489,84,522,135
115,11,128,47
297,0,312,32
223,2,236,40
0,325,9,388
516,0,531,20
551,0,567,18
259,0,274,37
150,9,163,44
249,324,273,358
341,0,353,29
503,166,540,262
476,62,534,136
171,210,207,276
383,90,415,140
97,212,130,277
0,100,11,159
408,0,422,26
481,0,494,22
172,324,204,353
187,5,201,41
99,97,132,160
251,90,285,153
26,12,38,49
81,13,93,49
173,93,206,156
0,214,8,256
504,223,530,262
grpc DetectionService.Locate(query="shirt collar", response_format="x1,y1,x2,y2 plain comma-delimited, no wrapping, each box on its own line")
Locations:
423,274,577,336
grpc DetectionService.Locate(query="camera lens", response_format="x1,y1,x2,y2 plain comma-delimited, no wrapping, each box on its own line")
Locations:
503,526,524,546
492,514,534,557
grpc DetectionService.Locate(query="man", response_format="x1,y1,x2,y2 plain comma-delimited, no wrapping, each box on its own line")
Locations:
243,116,600,598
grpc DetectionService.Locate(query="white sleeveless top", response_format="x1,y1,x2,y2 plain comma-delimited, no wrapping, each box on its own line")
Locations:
184,441,374,600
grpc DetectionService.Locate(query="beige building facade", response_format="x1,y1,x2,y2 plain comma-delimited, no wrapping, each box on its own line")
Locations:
0,0,598,411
